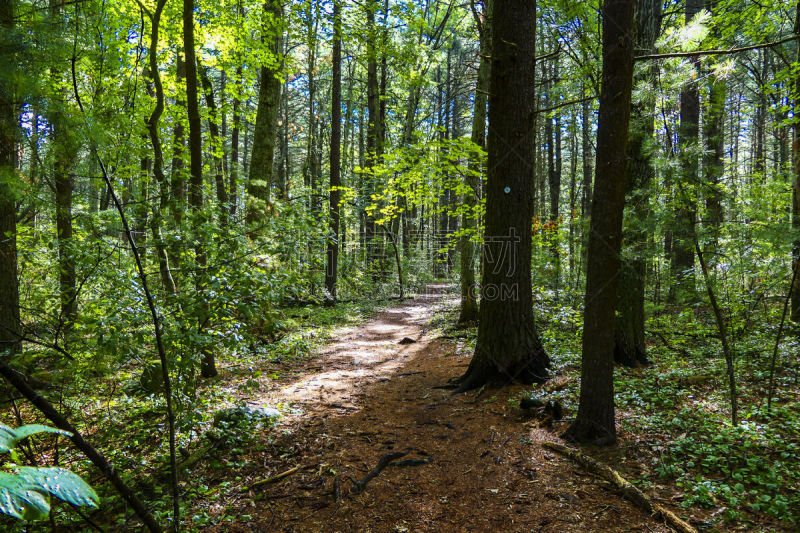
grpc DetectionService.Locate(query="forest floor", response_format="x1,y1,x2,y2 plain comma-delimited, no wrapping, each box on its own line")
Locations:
195,284,678,532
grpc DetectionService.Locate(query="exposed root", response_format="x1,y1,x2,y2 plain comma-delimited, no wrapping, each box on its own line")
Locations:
349,451,408,494
543,442,698,533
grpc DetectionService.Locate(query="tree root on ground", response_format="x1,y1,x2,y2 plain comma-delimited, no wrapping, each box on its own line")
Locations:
542,441,698,533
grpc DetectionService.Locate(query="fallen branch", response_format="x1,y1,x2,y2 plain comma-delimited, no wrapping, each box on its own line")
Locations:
349,451,408,494
251,465,308,488
649,329,689,357
542,441,697,533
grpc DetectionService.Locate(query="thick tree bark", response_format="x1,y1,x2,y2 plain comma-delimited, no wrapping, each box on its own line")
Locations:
457,0,549,392
613,0,662,367
668,0,703,303
562,0,635,445
458,0,491,324
247,0,283,224
325,0,342,302
0,0,20,358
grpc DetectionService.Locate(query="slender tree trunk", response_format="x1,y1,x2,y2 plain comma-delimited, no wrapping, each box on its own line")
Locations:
247,0,283,224
457,0,549,392
459,0,490,323
50,0,77,329
144,5,177,296
0,0,20,357
184,0,217,378
792,2,800,321
170,52,186,227
613,0,661,367
703,0,725,253
199,64,228,227
563,0,636,445
365,0,380,272
579,82,593,283
567,109,578,290
325,0,342,302
230,65,242,217
669,0,703,303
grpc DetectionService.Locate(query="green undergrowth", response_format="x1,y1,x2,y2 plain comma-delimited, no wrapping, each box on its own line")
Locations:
434,291,800,531
0,298,380,531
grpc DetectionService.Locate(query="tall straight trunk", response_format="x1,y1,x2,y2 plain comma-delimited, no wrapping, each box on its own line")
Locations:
459,0,491,323
791,2,800,321
184,0,216,378
365,0,380,270
563,0,635,445
581,83,593,218
170,52,186,227
669,0,703,303
457,0,549,392
50,0,77,329
230,65,242,216
613,0,661,367
303,1,318,208
753,50,767,176
199,64,228,227
0,0,20,357
579,81,593,283
704,0,725,252
325,0,342,302
247,0,283,224
567,109,578,289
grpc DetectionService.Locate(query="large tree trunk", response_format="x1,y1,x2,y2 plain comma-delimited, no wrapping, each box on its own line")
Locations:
325,0,342,302
365,0,381,273
247,0,283,224
669,0,703,303
563,0,635,446
183,0,216,378
456,0,549,392
458,0,491,324
792,2,800,322
613,0,662,367
0,0,20,357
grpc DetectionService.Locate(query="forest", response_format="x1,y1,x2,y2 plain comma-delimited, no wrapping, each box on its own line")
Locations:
1,0,799,530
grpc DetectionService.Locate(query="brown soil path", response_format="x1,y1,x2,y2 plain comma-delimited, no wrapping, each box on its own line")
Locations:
212,285,673,532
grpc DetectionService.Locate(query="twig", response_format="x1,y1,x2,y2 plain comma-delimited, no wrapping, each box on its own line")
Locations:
251,465,308,488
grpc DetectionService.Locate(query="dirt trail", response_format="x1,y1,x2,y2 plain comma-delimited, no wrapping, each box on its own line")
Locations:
213,285,673,532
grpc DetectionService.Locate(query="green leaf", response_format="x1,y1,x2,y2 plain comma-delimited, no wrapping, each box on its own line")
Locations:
17,467,99,508
0,424,71,454
0,472,50,521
